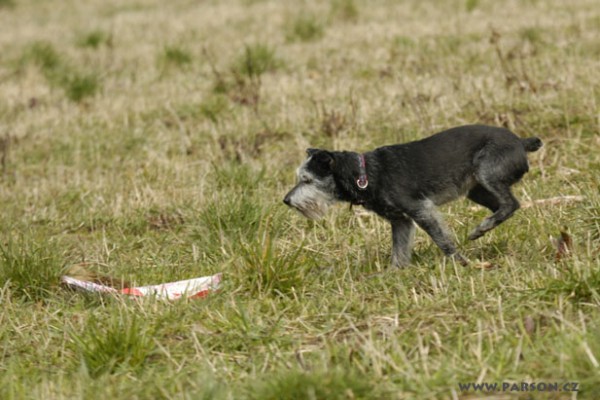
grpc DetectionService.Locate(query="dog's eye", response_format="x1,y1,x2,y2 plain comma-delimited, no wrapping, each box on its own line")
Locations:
302,177,312,184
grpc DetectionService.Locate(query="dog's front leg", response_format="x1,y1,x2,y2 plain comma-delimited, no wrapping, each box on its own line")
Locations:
391,216,415,267
408,201,468,266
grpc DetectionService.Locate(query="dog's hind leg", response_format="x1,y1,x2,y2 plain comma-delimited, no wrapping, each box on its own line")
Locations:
391,216,415,267
468,145,527,240
468,182,519,240
467,184,500,212
408,200,468,265
468,175,522,240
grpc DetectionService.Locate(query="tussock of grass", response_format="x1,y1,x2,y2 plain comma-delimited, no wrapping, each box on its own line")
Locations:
61,72,100,102
70,312,157,378
199,194,264,246
23,41,62,71
199,94,230,123
520,26,545,44
531,266,600,303
160,45,193,69
76,30,112,49
205,43,281,109
233,43,281,78
465,0,479,12
233,224,309,297
286,13,325,43
330,0,359,22
18,41,101,102
0,238,63,301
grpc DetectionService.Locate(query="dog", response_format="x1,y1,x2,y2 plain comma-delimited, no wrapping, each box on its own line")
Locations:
283,125,542,267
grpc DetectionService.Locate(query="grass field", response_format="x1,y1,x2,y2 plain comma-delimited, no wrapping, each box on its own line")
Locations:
1,0,600,398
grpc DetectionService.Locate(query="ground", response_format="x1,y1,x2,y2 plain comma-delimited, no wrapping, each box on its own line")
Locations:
0,0,599,398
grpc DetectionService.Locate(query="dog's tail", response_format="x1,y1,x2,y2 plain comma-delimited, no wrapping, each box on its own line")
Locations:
521,137,543,152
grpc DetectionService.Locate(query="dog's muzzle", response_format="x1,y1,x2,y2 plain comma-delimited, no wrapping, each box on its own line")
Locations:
282,186,328,220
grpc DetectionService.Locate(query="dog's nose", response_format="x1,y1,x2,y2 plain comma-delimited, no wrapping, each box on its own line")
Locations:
283,194,291,206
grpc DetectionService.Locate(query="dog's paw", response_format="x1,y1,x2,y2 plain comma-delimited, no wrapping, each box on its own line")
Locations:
451,253,469,266
391,260,410,269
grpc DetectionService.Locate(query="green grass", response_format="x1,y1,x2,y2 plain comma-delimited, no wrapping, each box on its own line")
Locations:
232,222,309,297
198,94,230,123
1,0,600,398
160,45,193,69
23,41,62,71
61,72,101,102
18,41,101,102
0,0,14,9
233,43,281,78
248,368,382,399
465,0,479,12
330,0,359,22
0,238,64,301
70,312,157,378
286,13,325,43
76,30,112,49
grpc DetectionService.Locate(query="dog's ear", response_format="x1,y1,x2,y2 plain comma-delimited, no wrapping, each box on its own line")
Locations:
311,150,335,169
306,148,335,169
306,148,319,157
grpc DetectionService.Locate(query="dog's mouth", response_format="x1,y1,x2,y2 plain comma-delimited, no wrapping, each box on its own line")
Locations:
296,206,325,220
283,184,334,220
287,202,327,220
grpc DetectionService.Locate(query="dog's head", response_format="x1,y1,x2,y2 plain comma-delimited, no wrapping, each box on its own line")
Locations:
283,148,338,219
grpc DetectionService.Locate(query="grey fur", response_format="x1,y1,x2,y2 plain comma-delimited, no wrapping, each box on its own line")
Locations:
283,158,336,219
391,216,415,266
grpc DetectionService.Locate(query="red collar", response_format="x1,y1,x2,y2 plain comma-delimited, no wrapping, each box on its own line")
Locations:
356,154,368,190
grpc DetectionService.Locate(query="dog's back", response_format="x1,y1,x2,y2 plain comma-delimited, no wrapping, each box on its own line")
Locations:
371,125,541,203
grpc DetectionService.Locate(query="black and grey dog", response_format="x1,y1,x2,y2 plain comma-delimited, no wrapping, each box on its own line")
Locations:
283,125,542,267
